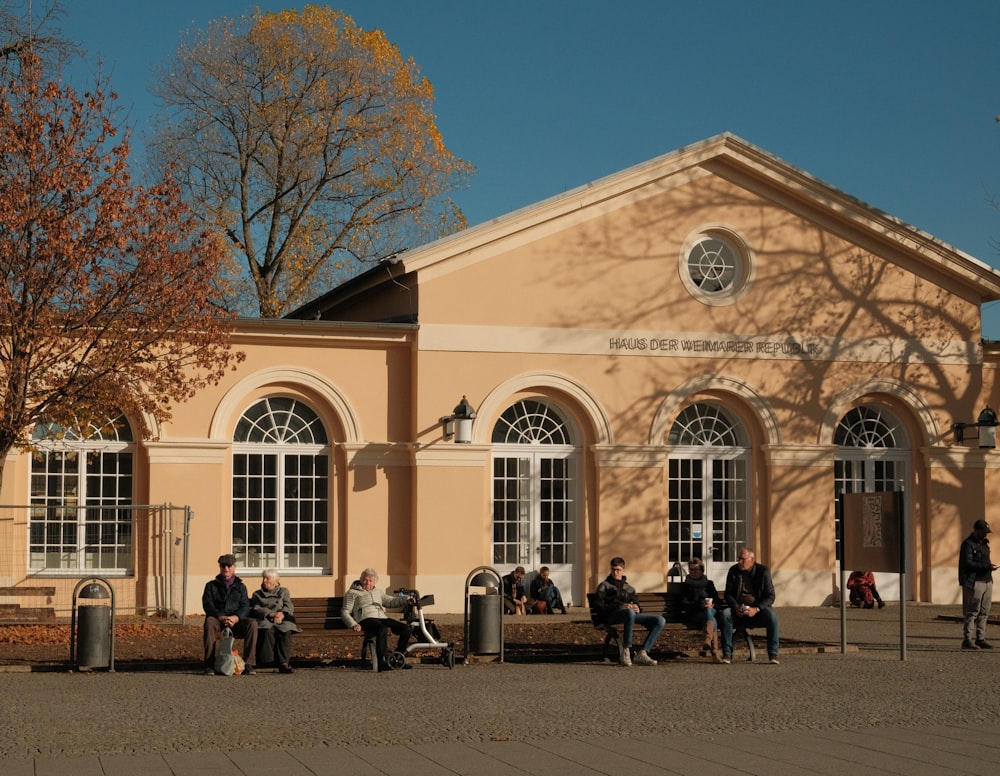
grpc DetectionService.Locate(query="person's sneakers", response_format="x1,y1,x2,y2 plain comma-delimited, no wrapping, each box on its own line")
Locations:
243,664,256,675
619,644,632,667
722,656,732,664
976,640,993,649
962,640,980,650
877,600,885,609
202,662,215,675
768,655,780,665
278,663,294,674
633,650,657,666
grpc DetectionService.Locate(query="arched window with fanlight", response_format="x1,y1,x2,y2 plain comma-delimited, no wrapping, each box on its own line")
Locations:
29,413,134,573
491,399,580,604
232,397,329,571
667,402,751,582
834,404,910,592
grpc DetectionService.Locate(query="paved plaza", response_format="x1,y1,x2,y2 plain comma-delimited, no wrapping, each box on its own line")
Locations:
2,603,999,775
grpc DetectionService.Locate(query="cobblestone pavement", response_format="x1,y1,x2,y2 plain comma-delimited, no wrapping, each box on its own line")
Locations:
2,604,999,774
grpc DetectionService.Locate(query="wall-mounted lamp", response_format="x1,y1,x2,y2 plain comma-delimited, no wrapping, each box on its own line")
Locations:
952,406,999,448
440,396,476,443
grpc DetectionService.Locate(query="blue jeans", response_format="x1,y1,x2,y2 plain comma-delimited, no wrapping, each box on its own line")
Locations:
536,585,565,612
687,607,719,631
605,608,666,653
721,606,779,658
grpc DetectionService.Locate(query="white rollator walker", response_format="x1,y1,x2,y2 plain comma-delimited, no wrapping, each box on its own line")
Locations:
384,587,455,670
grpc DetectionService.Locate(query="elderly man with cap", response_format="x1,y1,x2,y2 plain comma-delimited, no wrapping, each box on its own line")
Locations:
959,519,998,650
202,553,259,673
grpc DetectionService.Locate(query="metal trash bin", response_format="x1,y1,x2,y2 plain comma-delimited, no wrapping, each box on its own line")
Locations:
464,566,503,663
70,577,115,671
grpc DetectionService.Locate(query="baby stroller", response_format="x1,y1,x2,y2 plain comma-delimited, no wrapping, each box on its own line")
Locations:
384,587,455,670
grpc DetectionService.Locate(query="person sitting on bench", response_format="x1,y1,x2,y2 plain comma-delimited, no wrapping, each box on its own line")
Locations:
341,568,411,672
594,556,664,666
720,547,780,665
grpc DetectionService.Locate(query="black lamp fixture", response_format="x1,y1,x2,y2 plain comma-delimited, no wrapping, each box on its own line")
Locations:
440,396,476,443
952,406,999,448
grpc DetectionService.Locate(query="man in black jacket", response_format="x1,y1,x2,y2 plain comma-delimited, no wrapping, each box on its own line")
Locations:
959,519,997,649
202,553,259,674
721,548,780,664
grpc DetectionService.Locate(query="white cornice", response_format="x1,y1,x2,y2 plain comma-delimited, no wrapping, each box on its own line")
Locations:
144,440,230,464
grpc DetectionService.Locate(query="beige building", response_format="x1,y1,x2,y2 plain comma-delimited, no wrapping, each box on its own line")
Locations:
3,134,1000,615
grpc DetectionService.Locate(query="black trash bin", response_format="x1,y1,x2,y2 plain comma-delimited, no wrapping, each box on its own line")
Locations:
464,567,503,663
70,578,115,671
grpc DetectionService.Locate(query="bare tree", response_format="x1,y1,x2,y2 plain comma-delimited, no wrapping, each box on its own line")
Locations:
149,6,472,318
0,0,77,76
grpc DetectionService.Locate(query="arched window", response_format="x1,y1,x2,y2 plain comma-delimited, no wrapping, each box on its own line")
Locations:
232,397,329,570
491,399,579,603
834,404,910,565
667,403,750,581
29,414,134,572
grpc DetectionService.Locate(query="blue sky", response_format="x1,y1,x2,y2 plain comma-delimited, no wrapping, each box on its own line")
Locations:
60,1,1000,334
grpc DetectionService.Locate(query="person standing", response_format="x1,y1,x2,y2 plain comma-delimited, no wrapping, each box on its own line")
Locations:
959,519,997,650
594,556,664,666
202,553,259,675
721,547,780,664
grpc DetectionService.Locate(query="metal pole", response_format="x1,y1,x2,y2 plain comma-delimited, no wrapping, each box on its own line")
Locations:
897,489,906,661
836,497,847,653
182,506,193,621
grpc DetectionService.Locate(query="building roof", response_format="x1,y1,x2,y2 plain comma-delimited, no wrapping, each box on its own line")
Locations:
289,133,1000,322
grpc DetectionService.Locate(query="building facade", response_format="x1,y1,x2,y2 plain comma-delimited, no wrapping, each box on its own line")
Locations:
3,134,999,615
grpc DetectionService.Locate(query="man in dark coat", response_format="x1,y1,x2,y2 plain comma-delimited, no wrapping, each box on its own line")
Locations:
959,519,997,649
721,547,780,664
202,553,259,674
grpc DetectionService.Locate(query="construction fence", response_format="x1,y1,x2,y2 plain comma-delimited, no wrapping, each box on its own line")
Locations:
0,503,192,623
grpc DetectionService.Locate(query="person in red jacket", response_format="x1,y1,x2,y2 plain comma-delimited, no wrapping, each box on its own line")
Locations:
847,570,884,609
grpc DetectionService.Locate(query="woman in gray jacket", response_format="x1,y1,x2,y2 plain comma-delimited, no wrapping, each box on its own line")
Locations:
251,569,301,673
341,568,411,671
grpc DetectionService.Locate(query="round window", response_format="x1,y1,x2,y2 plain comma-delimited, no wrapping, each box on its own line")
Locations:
680,231,752,304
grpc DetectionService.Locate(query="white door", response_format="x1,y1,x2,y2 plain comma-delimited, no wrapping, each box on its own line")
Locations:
491,400,579,605
834,405,912,600
667,402,751,587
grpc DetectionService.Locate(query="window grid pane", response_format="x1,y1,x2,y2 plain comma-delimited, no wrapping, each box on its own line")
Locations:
492,457,531,564
29,414,134,572
667,403,749,570
232,398,330,571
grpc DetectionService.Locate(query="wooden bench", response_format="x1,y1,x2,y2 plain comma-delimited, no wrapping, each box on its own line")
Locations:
586,590,757,661
291,596,354,632
290,596,377,669
0,586,56,623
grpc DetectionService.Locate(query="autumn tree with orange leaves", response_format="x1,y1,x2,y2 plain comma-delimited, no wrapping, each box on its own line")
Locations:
0,51,242,490
150,5,472,318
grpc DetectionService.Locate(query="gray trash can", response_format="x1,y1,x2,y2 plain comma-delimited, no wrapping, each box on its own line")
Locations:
464,567,503,663
71,578,115,671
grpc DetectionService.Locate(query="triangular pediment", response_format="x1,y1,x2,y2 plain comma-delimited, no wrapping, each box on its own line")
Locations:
291,133,1000,324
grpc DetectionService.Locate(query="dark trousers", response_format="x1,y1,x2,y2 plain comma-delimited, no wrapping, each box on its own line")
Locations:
360,617,410,664
204,616,258,665
258,627,294,666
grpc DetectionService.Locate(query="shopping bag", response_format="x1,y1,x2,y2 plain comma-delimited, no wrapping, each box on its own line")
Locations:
214,627,237,675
